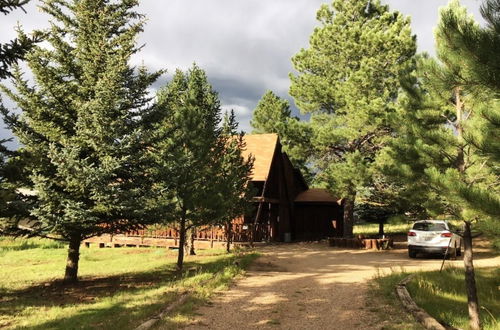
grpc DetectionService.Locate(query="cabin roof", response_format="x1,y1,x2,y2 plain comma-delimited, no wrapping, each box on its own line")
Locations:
241,133,279,181
294,188,342,204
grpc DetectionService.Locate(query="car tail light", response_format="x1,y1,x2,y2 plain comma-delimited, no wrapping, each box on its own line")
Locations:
441,232,452,237
408,231,416,236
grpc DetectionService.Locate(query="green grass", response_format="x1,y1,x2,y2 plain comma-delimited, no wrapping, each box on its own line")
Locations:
0,236,66,251
371,269,424,330
477,220,500,252
353,222,411,236
407,267,499,330
0,237,259,329
372,267,499,330
354,220,465,237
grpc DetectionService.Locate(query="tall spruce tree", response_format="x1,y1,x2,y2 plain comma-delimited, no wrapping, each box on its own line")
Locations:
251,90,312,181
0,0,39,218
289,0,416,236
0,0,41,79
154,65,237,270
386,2,499,328
0,0,161,283
219,111,254,253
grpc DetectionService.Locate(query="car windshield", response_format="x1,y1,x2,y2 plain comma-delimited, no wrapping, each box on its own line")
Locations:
413,222,447,231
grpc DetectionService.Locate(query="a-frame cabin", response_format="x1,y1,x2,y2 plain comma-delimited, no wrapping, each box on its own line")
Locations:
241,133,344,242
84,133,344,248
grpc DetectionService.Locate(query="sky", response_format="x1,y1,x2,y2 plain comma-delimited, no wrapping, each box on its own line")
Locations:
0,0,484,146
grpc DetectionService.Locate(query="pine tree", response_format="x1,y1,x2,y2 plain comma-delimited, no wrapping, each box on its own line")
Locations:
430,2,499,328
386,2,499,328
153,65,233,270
439,0,500,166
251,91,292,134
251,90,312,181
289,0,416,236
0,0,161,283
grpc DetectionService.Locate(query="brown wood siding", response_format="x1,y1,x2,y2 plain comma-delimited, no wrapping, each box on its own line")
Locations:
293,203,343,240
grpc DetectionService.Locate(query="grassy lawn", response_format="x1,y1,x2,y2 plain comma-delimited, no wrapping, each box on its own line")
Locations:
353,222,411,236
373,267,499,330
407,267,499,330
0,237,259,330
370,271,424,330
354,220,465,238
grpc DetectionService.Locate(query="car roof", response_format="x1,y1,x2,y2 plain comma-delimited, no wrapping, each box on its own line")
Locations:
413,220,447,223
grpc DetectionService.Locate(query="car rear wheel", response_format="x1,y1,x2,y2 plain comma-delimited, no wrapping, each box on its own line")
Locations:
408,248,417,258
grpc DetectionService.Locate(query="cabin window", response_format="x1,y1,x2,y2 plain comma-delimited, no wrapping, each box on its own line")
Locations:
252,181,265,196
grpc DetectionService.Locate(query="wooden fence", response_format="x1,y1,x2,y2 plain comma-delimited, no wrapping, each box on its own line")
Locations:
125,223,271,243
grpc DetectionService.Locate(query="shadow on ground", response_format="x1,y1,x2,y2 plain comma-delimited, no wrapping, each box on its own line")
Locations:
0,254,245,330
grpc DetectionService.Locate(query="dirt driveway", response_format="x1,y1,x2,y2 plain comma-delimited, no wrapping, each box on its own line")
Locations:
185,241,499,330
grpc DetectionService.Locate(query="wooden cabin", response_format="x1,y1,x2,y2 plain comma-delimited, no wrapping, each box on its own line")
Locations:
242,134,344,242
84,133,344,248
294,189,344,241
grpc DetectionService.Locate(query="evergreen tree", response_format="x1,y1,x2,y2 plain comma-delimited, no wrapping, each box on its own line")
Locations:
154,65,241,270
0,0,161,283
0,0,39,219
251,90,292,134
0,0,41,79
219,111,254,253
0,139,15,218
439,0,500,166
354,170,428,237
289,0,416,236
0,138,29,220
251,90,312,181
386,2,499,328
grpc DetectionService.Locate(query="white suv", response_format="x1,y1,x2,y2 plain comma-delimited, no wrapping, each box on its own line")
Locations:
407,220,462,258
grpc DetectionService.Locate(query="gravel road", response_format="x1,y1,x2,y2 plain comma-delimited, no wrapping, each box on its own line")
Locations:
184,240,499,330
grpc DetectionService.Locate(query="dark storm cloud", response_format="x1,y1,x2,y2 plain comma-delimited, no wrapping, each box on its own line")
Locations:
0,0,484,143
133,0,325,131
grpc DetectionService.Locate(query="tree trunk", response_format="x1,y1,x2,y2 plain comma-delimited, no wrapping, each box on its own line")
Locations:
189,228,196,256
455,89,480,329
177,211,187,271
226,222,232,253
343,195,355,238
463,221,481,330
455,87,466,173
378,221,385,237
64,236,81,283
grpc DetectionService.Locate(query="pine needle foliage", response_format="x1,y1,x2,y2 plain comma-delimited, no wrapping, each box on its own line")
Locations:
219,111,254,253
0,0,162,282
289,0,416,236
0,0,41,79
384,1,499,328
152,65,253,269
251,90,312,182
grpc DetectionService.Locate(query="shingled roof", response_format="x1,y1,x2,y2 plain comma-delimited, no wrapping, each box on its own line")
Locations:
295,188,342,204
241,133,278,181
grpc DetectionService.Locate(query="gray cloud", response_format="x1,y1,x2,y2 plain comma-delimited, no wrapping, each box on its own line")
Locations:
1,0,484,146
